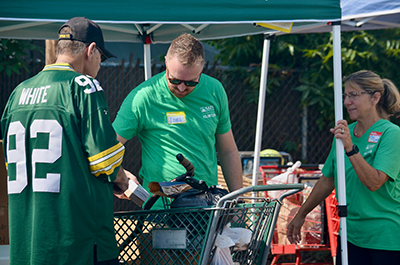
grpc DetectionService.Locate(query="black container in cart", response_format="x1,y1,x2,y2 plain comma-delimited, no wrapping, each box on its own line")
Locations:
114,184,304,265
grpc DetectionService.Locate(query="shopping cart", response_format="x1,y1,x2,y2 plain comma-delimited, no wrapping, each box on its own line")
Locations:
114,183,304,265
259,164,339,265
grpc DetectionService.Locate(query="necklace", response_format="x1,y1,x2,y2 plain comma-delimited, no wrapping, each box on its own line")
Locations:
354,124,359,136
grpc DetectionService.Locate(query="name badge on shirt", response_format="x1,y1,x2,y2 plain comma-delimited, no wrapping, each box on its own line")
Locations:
167,112,186,124
368,131,382,143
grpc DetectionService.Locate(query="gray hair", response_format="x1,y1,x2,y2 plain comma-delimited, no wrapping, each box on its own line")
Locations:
56,26,87,58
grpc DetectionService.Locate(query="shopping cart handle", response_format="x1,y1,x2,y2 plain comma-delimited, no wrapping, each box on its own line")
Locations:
251,183,303,193
216,183,304,207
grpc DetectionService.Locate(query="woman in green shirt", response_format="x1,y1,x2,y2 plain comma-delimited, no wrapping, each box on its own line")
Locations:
287,70,400,265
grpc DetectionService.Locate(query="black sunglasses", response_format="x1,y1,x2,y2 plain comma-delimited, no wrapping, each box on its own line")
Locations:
166,70,199,87
97,48,107,62
168,78,199,87
86,43,107,62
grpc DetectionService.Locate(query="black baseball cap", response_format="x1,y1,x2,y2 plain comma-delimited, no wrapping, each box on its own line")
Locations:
58,17,116,61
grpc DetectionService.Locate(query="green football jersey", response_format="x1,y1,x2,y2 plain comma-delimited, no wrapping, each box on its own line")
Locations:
1,63,124,264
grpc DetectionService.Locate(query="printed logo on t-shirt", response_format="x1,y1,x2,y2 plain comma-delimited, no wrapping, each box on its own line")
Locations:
368,131,382,143
365,144,375,150
200,105,216,119
167,111,186,124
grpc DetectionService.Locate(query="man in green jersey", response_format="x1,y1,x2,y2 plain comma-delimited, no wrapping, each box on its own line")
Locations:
1,17,135,265
113,34,243,209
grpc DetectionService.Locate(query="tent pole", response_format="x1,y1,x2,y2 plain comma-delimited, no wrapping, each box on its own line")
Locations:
251,34,272,187
144,43,152,80
255,34,273,265
333,22,348,265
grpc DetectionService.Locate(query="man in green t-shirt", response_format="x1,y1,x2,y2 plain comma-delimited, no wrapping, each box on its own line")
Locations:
113,34,243,209
1,17,134,265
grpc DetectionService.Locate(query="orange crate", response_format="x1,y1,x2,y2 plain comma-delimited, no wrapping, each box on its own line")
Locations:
259,165,339,265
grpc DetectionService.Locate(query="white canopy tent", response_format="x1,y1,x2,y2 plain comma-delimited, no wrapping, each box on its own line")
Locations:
251,2,400,264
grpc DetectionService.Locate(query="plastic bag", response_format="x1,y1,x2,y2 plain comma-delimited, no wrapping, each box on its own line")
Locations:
221,223,252,250
210,235,235,265
148,181,192,197
266,161,301,199
210,224,253,265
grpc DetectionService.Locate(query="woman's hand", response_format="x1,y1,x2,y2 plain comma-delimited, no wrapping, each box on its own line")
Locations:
287,214,305,244
287,176,335,244
330,119,353,153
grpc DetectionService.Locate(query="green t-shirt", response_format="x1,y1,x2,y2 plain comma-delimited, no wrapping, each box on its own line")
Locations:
322,119,400,250
1,63,123,264
113,71,231,207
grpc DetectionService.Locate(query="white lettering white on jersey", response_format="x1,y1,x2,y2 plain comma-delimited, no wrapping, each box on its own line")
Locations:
92,79,103,91
19,87,32,105
18,86,50,105
31,120,62,193
6,120,62,194
39,86,49,103
7,121,28,194
75,75,96,94
75,75,103,94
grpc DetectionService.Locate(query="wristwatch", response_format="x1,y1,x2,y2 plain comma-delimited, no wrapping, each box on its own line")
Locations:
346,145,359,157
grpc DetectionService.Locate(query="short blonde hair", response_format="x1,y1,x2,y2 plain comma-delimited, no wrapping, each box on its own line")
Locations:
344,70,400,118
165,33,205,68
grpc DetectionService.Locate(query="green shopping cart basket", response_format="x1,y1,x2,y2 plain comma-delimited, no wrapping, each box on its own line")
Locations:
114,183,304,265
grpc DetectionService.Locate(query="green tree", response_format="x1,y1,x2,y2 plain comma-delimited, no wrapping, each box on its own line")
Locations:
207,28,400,130
295,29,400,128
0,39,43,76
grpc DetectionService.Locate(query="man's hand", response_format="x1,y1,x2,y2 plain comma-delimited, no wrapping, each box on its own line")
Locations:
113,167,139,200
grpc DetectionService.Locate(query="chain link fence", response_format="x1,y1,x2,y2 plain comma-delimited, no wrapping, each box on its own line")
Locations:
96,62,333,176
1,60,333,211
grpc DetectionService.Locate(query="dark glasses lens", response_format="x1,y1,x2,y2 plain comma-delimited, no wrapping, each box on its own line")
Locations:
86,44,107,62
168,78,198,87
96,47,107,62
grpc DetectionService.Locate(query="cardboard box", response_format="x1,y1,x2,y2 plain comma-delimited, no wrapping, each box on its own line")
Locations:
0,206,9,245
124,180,150,207
0,141,10,245
0,140,8,207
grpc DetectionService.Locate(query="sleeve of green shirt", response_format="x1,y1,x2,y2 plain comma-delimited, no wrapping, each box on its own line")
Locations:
372,126,400,181
112,89,141,140
215,81,232,135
